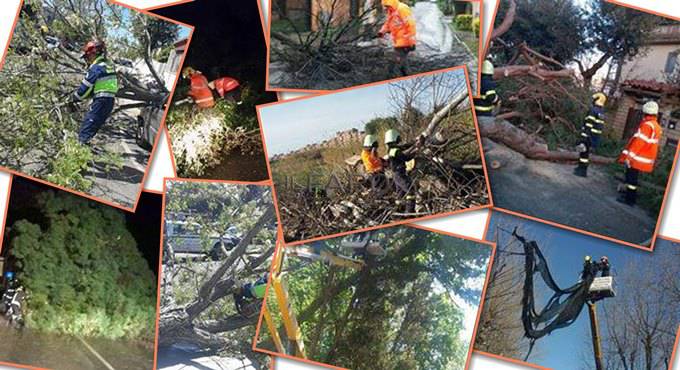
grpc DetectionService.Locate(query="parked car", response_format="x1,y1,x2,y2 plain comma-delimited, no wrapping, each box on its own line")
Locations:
136,99,165,151
165,220,241,261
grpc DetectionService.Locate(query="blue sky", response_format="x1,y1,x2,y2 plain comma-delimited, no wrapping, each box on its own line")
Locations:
259,69,468,156
485,212,679,370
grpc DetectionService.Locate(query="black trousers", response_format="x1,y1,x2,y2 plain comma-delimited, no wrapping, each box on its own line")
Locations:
578,138,591,169
624,167,639,203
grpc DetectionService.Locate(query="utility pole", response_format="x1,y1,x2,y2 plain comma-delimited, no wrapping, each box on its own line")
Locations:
587,302,604,370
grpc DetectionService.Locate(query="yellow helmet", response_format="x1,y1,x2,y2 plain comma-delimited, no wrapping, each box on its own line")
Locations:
182,66,196,78
482,60,494,75
642,101,659,115
382,0,398,9
592,92,607,107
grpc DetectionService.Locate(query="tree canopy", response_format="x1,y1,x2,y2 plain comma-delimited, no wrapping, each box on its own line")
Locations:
9,191,157,340
260,227,492,370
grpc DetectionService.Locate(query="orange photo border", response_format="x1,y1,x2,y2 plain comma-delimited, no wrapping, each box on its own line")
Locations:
258,0,486,97
0,177,163,370
251,222,498,370
156,176,278,370
470,208,680,370
255,64,494,246
0,0,195,213
480,0,680,252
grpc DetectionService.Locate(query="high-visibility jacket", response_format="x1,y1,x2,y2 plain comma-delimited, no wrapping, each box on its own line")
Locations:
361,149,384,173
618,115,661,173
189,72,215,108
74,56,118,101
380,1,416,48
474,75,499,117
212,77,240,98
580,105,605,147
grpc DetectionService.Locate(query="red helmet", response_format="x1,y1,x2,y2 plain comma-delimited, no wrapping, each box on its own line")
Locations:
82,40,106,59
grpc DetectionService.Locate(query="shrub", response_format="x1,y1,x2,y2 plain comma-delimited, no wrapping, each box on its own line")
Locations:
472,17,481,37
455,14,473,31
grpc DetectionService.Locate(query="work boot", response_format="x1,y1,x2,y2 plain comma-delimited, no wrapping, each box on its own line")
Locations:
573,165,587,177
616,191,636,206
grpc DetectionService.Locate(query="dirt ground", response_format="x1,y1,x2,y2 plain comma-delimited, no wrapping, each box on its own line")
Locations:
484,139,656,246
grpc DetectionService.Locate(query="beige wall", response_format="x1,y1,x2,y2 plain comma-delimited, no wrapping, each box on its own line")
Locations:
620,44,680,82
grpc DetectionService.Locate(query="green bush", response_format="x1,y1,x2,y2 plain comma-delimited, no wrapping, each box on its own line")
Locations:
472,17,481,37
10,192,157,340
454,14,473,31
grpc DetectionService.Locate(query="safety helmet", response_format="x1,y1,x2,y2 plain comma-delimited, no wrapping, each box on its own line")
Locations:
592,92,607,107
81,40,106,59
642,101,659,116
384,129,400,145
482,60,494,75
4,271,14,281
584,255,591,262
182,66,196,78
363,134,378,148
382,0,398,9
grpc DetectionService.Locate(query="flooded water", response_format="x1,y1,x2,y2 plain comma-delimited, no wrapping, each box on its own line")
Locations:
0,324,154,370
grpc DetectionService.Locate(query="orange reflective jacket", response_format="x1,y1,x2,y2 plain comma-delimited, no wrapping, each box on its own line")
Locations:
362,149,384,173
618,115,662,173
380,1,416,48
189,72,215,108
212,77,240,98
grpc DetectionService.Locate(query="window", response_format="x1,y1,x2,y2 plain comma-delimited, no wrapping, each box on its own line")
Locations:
665,51,679,74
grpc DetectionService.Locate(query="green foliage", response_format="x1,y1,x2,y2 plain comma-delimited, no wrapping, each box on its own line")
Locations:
454,14,473,31
132,16,180,52
472,17,481,37
493,0,586,64
261,228,491,370
9,192,156,340
46,138,94,191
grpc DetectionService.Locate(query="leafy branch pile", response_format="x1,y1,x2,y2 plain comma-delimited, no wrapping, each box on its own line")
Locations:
274,75,488,242
0,0,178,190
159,182,275,369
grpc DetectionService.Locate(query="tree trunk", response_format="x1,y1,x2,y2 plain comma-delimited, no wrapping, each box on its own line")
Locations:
479,118,615,164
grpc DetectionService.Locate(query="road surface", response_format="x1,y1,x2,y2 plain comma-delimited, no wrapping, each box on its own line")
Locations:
484,139,656,245
0,324,153,370
86,107,151,208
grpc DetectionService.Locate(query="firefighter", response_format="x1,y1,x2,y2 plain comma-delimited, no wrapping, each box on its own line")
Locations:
233,274,268,318
361,134,386,192
378,0,417,77
617,101,662,206
182,67,215,108
209,76,242,104
574,93,607,177
73,40,118,146
384,129,415,212
597,256,610,277
473,60,501,124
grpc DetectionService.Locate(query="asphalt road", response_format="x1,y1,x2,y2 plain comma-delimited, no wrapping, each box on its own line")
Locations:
484,139,657,245
86,106,151,209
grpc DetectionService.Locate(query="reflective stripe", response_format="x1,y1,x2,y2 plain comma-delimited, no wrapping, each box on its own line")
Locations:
389,147,399,158
579,158,589,163
81,79,93,87
94,92,116,98
585,123,594,128
622,150,654,164
480,90,497,98
581,133,589,137
626,184,638,191
642,121,657,131
195,97,213,104
475,105,494,112
633,132,658,144
591,129,602,134
586,115,604,124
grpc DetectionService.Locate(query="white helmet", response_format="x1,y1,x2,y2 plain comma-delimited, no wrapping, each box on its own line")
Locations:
363,134,378,148
482,60,494,75
384,129,400,145
642,101,659,116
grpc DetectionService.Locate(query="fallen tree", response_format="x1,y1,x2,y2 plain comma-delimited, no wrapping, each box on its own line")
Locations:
0,0,180,189
159,182,276,369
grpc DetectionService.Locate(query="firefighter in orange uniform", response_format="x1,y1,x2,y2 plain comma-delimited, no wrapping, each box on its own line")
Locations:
378,0,417,77
617,101,662,206
182,67,215,108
